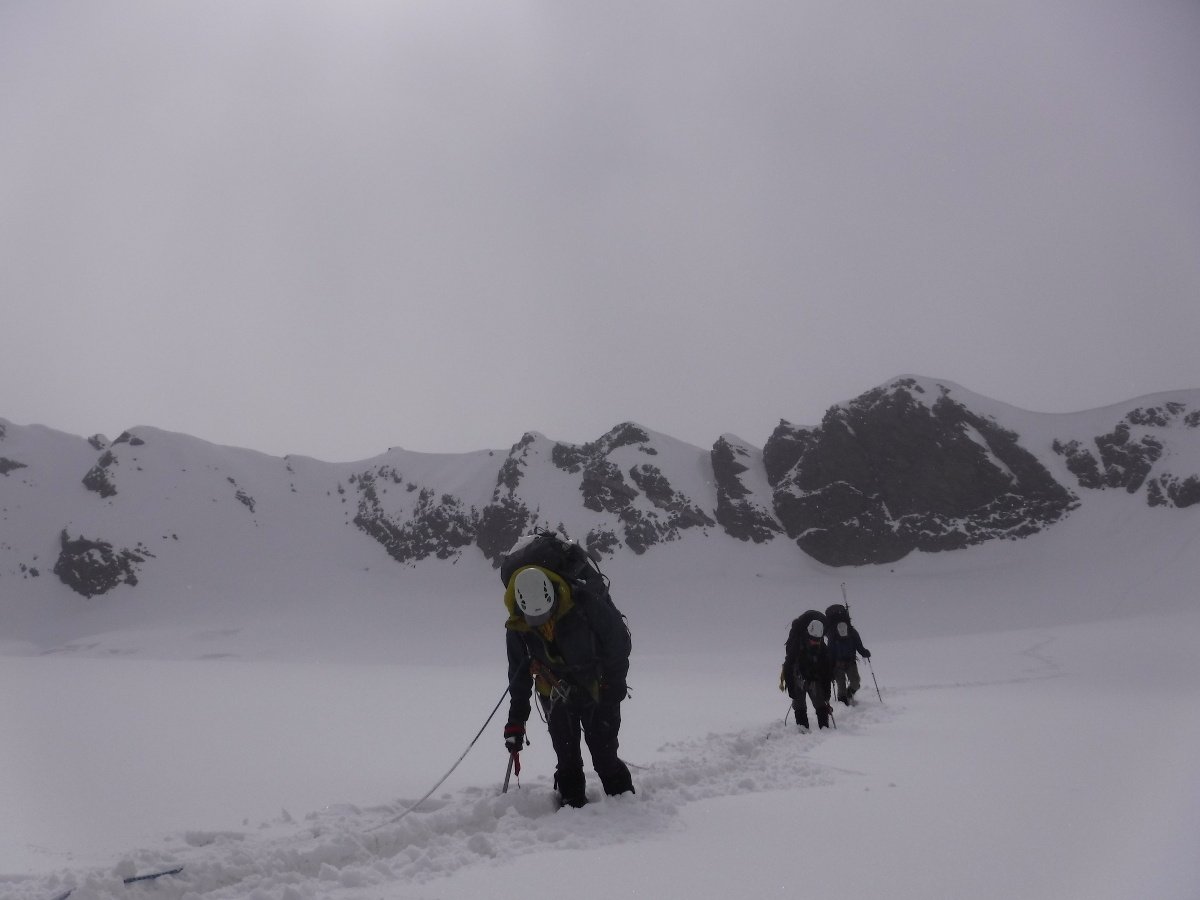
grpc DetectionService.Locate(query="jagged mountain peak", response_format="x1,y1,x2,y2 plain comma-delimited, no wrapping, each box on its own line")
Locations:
3,378,1199,606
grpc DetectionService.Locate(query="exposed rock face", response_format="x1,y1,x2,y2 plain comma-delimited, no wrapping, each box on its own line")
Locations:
1147,475,1200,508
476,495,532,561
766,379,1077,566
1053,401,1200,508
629,464,714,530
545,423,714,556
711,437,781,543
579,458,639,514
82,451,119,497
351,468,475,563
475,434,537,562
761,422,819,486
0,457,27,476
227,477,256,513
551,423,656,474
6,379,1199,597
1054,425,1163,492
53,529,149,597
552,425,649,519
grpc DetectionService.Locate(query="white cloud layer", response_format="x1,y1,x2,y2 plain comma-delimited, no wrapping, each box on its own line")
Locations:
3,0,1199,460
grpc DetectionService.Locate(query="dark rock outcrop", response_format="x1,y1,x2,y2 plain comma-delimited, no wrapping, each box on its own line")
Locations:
762,421,819,486
0,457,27,476
629,464,714,530
8,379,1197,597
352,471,475,564
767,379,1077,566
585,528,621,556
711,437,781,543
476,434,539,565
476,496,532,562
1052,402,1198,506
580,458,639,514
1147,475,1200,509
540,424,714,555
82,451,119,498
53,529,149,597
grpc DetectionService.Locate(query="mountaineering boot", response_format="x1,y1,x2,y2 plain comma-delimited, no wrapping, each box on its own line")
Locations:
599,764,635,797
554,769,588,809
793,702,809,732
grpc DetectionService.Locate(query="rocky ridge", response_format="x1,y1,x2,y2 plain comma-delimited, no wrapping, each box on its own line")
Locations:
2,377,1198,596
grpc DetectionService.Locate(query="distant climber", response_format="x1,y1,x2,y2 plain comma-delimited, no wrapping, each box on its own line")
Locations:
780,609,835,730
825,603,871,705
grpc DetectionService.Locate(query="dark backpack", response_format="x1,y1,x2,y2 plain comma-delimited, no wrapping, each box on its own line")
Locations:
825,603,850,625
504,529,632,700
500,527,611,601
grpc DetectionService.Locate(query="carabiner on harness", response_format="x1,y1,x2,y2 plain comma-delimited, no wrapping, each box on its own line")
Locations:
531,658,574,720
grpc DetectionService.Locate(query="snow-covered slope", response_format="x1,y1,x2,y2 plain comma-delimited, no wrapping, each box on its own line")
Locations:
3,380,1200,898
2,485,1197,899
3,376,1199,658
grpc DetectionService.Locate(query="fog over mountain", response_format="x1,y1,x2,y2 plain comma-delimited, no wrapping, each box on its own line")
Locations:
3,375,1197,620
4,376,1200,900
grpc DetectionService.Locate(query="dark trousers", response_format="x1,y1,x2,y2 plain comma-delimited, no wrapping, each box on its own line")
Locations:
833,660,862,701
792,678,831,728
541,695,633,804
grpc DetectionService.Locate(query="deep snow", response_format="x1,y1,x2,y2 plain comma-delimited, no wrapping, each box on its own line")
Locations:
3,498,1199,899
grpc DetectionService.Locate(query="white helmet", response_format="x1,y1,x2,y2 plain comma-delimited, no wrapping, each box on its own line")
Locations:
513,567,556,625
806,618,825,639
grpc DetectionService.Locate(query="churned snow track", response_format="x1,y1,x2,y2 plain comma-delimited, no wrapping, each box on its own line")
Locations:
11,702,892,900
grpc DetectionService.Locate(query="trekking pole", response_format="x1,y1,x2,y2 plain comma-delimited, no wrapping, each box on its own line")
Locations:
867,655,884,703
844,582,884,703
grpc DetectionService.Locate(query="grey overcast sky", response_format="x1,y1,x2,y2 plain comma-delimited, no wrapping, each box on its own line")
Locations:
3,1,1199,461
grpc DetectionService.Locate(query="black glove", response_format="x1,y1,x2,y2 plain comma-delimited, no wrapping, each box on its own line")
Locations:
861,649,871,659
503,723,526,754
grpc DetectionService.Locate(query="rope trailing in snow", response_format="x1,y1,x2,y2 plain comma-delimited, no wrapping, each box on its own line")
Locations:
365,685,511,833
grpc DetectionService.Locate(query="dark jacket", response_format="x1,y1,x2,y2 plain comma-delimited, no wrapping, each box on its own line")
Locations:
505,567,631,724
783,610,834,694
828,621,869,664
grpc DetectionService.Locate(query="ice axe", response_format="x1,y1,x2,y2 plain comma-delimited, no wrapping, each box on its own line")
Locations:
502,751,520,793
